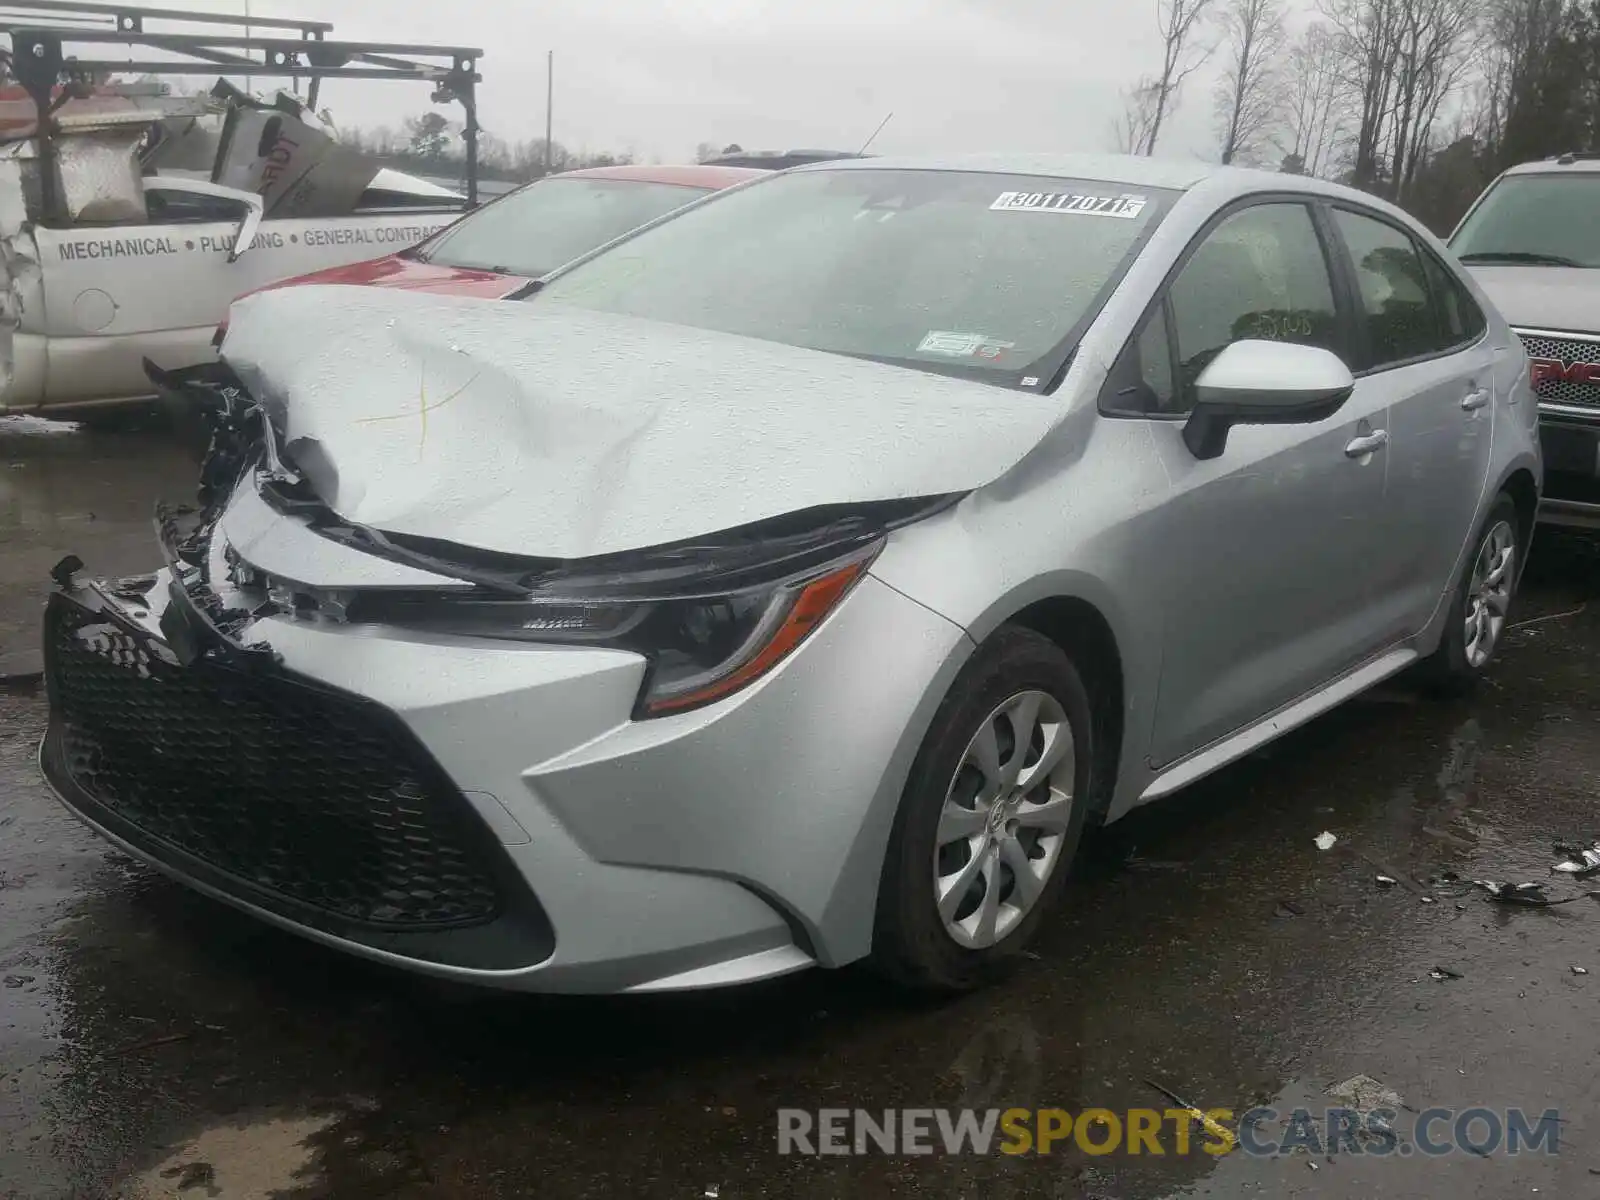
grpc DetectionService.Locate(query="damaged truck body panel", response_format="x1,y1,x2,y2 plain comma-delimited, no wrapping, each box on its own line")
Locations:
13,204,461,409
0,3,482,414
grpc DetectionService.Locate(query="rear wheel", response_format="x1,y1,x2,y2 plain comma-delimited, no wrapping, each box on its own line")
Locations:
1418,494,1520,694
872,627,1093,992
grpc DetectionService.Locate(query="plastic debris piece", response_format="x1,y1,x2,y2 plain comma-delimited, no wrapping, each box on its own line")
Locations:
1573,966,1589,976
1144,1079,1234,1147
1429,966,1464,980
1314,832,1338,851
1552,846,1600,878
1375,874,1398,888
1472,881,1580,907
1274,900,1305,918
1420,896,1436,904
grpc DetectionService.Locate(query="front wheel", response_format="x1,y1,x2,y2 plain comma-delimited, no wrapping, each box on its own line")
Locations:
871,627,1093,992
1418,494,1520,694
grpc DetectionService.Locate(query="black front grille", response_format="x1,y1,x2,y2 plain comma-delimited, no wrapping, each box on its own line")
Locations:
46,594,504,931
1516,330,1600,409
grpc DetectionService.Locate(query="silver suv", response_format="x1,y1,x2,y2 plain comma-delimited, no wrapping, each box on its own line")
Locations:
1451,154,1600,527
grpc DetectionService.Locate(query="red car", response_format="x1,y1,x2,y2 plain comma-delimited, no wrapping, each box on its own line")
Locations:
215,163,763,337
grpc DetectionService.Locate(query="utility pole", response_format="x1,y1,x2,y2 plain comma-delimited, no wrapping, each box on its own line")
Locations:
545,50,554,175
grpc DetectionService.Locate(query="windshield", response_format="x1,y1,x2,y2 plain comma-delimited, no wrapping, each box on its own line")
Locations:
419,177,711,277
534,169,1170,381
1450,173,1600,268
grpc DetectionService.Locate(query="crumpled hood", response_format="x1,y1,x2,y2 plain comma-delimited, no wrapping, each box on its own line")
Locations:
1464,264,1600,332
219,285,1070,559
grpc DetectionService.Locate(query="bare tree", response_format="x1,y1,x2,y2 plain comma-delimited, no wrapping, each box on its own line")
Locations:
1214,0,1288,162
1319,0,1404,187
1144,0,1220,154
1318,0,1477,195
1387,0,1479,198
1111,79,1164,154
1479,0,1571,164
1281,23,1349,177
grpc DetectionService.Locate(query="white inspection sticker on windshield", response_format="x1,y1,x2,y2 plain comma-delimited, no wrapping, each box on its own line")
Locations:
991,190,1148,218
918,331,1018,358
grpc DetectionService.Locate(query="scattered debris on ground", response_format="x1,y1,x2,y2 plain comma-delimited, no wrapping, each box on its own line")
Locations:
1573,966,1589,976
1552,842,1600,878
1429,966,1464,980
1509,603,1587,631
1314,832,1338,851
1356,852,1431,898
1471,881,1581,907
1144,1079,1234,1146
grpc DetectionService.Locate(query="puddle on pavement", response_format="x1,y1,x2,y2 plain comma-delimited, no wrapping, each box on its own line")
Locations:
120,1112,338,1200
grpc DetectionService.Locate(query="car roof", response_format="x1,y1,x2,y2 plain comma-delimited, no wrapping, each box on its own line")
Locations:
1500,154,1600,176
704,149,864,168
556,163,768,189
796,152,1223,190
791,151,1429,225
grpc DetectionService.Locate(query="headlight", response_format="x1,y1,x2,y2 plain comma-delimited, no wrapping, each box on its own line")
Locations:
349,540,879,718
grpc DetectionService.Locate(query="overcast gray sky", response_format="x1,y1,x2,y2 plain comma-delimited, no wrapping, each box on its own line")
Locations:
170,0,1298,164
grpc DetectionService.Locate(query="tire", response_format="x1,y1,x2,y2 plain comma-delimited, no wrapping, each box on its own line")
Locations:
1417,493,1521,695
871,626,1094,992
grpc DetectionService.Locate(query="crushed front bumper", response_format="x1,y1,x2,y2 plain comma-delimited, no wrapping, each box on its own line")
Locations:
38,546,969,991
39,580,558,971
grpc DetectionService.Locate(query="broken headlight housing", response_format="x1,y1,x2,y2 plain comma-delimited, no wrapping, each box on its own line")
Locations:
345,501,946,718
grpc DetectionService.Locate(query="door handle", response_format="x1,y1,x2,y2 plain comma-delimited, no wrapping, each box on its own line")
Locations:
1344,429,1389,458
1461,387,1490,411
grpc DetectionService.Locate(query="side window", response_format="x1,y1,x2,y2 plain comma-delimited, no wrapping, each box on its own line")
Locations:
1423,251,1488,347
1166,203,1341,409
145,187,250,224
1102,301,1179,416
1333,209,1438,367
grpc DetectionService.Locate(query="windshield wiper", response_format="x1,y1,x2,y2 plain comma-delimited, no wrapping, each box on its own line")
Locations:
1458,250,1587,267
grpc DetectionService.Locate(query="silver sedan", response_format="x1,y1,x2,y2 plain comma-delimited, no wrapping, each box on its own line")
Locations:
39,154,1541,992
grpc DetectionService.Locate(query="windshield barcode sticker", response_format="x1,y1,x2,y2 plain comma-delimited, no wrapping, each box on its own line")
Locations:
990,191,1147,218
918,331,1018,358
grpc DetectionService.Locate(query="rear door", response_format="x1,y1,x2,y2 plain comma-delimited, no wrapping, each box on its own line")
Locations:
1325,205,1496,641
1110,198,1390,767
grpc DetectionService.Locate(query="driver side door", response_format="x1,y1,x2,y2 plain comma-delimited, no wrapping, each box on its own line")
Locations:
1116,198,1393,768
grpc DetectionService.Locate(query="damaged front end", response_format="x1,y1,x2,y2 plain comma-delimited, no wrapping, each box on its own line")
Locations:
36,357,561,969
127,356,961,717
38,349,964,983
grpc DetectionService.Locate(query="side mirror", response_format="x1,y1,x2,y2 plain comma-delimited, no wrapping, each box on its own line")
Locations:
228,197,264,264
1183,339,1355,460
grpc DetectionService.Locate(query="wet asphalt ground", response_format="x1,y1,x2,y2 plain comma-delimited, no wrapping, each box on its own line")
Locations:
4,412,1600,1199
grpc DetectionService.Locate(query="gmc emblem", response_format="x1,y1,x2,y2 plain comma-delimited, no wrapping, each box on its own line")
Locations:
1531,357,1600,388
